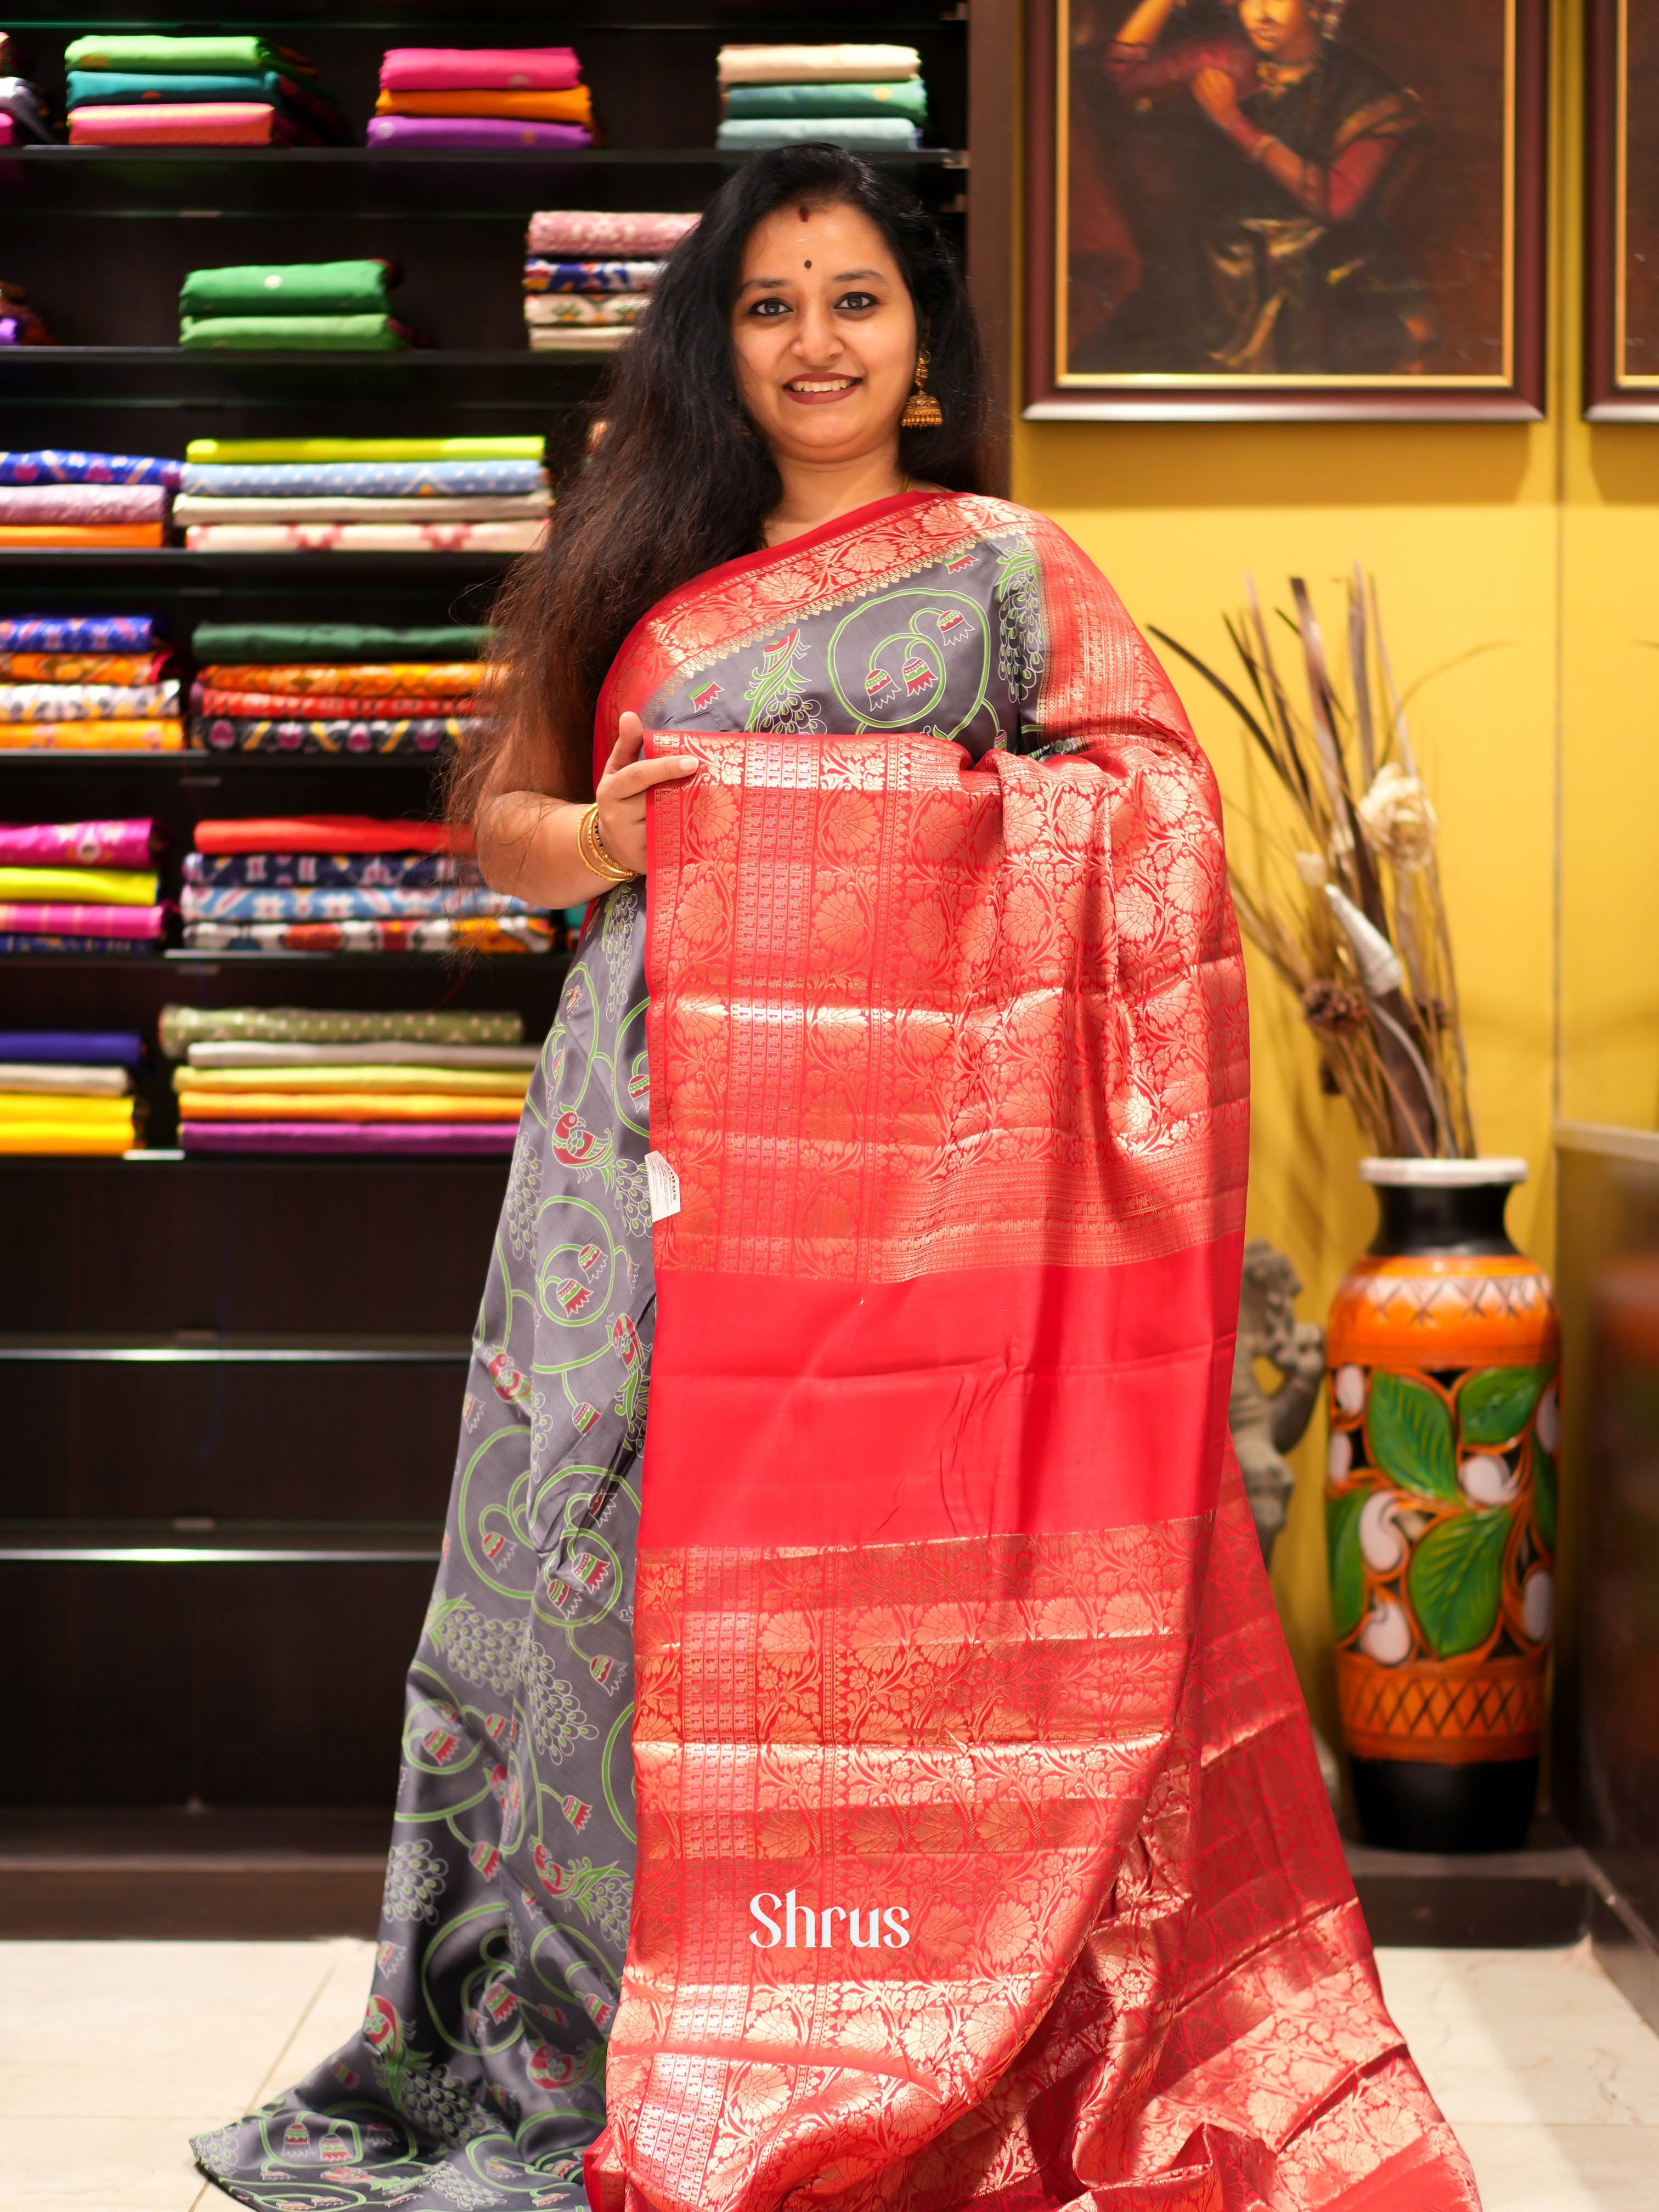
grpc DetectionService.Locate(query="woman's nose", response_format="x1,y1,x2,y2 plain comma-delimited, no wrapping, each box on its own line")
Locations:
791,301,843,363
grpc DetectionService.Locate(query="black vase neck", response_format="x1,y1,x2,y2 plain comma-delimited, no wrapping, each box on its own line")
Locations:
1365,1176,1520,1259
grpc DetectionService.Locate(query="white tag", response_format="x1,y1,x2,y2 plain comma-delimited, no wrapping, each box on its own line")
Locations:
644,1150,681,1223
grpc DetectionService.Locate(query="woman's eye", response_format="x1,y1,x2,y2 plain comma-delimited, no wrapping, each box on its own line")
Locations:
837,291,879,311
748,297,790,317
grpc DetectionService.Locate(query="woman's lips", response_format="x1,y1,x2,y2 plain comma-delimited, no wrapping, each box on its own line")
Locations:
783,375,862,405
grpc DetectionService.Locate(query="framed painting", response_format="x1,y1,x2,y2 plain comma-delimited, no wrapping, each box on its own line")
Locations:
1025,0,1548,420
1587,0,1659,416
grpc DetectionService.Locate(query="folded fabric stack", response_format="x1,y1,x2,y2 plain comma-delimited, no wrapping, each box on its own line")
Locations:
1,66,58,146
63,33,345,148
0,616,180,751
0,813,165,953
187,617,490,754
0,449,177,550
0,280,54,346
523,210,697,352
0,1026,145,1154
178,435,548,553
715,44,926,151
181,814,552,956
163,1002,533,1157
179,259,415,353
369,46,595,151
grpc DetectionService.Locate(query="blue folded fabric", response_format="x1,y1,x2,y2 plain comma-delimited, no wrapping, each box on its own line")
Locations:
67,68,287,106
179,459,546,498
0,454,178,490
183,850,477,889
715,118,922,150
180,885,527,921
0,1029,144,1063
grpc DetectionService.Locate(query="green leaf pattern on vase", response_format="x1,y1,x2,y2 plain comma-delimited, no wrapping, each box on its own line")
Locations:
1457,1362,1553,1447
1365,1369,1460,1502
1407,1507,1511,1657
1326,1481,1370,1640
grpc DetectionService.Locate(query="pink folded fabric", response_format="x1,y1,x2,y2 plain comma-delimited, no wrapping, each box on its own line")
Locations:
367,116,592,150
69,103,296,147
0,901,165,938
182,1119,517,1155
526,209,700,256
0,819,157,868
184,521,547,552
379,46,580,92
0,484,167,526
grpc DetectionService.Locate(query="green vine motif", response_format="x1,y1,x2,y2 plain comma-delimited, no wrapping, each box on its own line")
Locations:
994,535,1045,703
742,624,826,734
825,589,991,737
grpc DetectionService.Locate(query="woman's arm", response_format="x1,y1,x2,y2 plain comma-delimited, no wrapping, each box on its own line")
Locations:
475,712,698,907
1113,0,1183,47
1189,70,1400,219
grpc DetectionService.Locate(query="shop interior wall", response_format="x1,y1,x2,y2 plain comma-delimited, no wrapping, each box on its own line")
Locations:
1007,0,1659,1744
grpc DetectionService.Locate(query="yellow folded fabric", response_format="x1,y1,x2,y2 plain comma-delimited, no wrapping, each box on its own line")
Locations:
187,436,545,464
375,87,591,121
173,1064,530,1097
0,1123,136,1155
176,1090,524,1122
0,1092,134,1127
0,721,183,752
0,865,159,905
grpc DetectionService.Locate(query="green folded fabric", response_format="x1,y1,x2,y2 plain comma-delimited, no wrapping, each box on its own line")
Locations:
69,69,288,107
180,314,407,353
187,437,544,462
724,79,928,123
65,34,309,76
190,623,490,662
180,261,393,319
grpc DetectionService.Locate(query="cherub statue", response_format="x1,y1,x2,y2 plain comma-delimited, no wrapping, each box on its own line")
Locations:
1230,1238,1326,1561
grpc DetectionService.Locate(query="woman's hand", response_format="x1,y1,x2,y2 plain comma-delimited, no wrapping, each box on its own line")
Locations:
594,712,699,876
1190,65,1242,126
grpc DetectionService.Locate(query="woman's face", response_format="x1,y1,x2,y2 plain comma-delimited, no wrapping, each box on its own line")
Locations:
1237,0,1320,63
729,199,918,472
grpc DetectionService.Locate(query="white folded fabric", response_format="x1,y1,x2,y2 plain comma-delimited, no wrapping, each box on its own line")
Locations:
523,292,649,325
0,680,178,722
173,493,550,524
527,325,634,352
0,1062,132,1094
717,43,922,84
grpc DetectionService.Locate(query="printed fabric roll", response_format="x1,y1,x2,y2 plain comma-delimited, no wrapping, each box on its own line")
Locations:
182,1119,517,1156
715,117,922,150
183,850,479,890
180,917,550,955
179,260,394,318
0,820,156,867
179,314,408,352
522,259,662,294
526,210,698,256
180,461,544,498
193,815,469,856
0,1029,144,1064
64,34,302,75
0,454,179,490
0,901,165,938
724,80,928,121
0,681,179,722
189,622,488,662
183,521,545,552
716,43,922,83
0,1062,133,1095
0,614,159,650
0,866,159,905
190,716,462,755
174,493,544,525
527,327,632,353
176,1085,527,1119
0,720,182,751
0,484,167,526
174,1061,529,1096
159,1005,523,1052
524,294,647,326
187,1040,537,1070
366,117,593,149
179,884,526,922
199,662,482,697
186,437,541,464
0,652,169,683
380,48,582,93
71,104,298,147
0,526,165,548
374,86,590,121
0,932,150,955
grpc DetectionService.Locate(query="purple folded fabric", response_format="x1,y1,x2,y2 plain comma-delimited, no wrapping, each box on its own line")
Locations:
181,1119,517,1155
0,1029,144,1064
0,819,157,867
366,114,593,149
0,616,158,651
379,46,582,93
0,483,168,525
0,901,165,938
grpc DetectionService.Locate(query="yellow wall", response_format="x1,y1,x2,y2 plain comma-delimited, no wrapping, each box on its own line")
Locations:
1008,0,1658,1740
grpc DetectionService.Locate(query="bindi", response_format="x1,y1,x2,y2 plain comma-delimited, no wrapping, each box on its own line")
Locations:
803,259,811,268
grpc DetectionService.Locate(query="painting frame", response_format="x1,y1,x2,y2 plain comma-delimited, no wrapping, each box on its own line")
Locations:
1024,0,1549,421
1585,0,1659,417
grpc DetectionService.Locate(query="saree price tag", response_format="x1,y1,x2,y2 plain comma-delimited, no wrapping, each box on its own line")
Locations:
644,1148,680,1222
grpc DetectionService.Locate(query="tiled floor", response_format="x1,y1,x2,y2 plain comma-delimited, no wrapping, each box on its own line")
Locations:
1,1938,1656,2208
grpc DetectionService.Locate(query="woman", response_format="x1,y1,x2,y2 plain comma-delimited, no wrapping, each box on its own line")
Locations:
1099,0,1433,373
195,148,1477,2212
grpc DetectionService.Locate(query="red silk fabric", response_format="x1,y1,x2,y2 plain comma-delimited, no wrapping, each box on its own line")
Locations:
586,496,1479,2212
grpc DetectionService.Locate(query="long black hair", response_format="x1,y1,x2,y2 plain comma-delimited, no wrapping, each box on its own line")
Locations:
453,144,992,817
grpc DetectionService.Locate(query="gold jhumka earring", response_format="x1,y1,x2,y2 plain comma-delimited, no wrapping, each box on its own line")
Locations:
900,346,943,429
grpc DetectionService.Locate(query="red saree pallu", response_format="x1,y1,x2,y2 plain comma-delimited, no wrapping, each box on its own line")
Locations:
582,495,1478,2212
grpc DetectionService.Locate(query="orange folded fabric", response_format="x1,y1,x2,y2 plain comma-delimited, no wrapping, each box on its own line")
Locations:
0,525,165,548
199,663,484,697
0,720,182,751
0,652,169,683
175,1089,525,1122
374,86,591,122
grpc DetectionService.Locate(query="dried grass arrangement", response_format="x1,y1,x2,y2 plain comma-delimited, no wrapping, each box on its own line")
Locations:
1153,571,1475,1159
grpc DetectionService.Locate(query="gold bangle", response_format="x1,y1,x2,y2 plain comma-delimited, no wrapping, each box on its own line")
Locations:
578,803,636,883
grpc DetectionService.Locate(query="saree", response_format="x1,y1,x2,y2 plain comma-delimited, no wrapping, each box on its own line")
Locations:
194,492,1476,2212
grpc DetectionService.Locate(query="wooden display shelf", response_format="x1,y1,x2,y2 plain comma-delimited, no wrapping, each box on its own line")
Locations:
0,1519,444,1562
0,1333,469,1361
